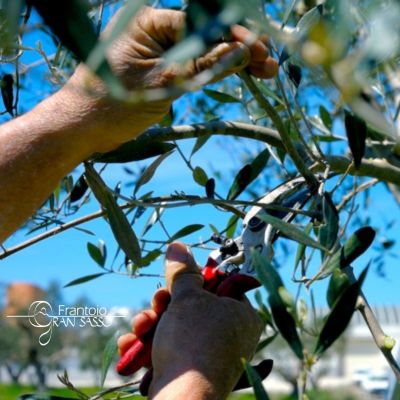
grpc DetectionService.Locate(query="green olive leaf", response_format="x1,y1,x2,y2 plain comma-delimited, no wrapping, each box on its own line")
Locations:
319,105,332,130
170,224,204,241
319,193,339,251
134,150,174,194
252,250,283,294
344,111,367,169
87,241,107,268
327,268,350,308
296,4,323,36
258,214,327,251
293,223,313,274
70,173,88,203
242,360,271,400
203,88,240,103
256,333,278,353
64,272,108,288
1,74,14,116
227,148,270,200
226,214,239,238
141,249,162,267
190,134,211,157
314,266,368,357
85,163,142,267
255,80,284,105
142,207,165,236
253,251,303,360
209,223,219,235
92,141,176,164
100,331,119,388
268,294,304,360
320,226,375,278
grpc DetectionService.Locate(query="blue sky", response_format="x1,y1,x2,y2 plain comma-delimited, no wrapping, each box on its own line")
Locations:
1,2,400,318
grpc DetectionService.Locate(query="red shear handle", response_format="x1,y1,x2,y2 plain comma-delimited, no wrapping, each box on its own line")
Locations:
216,273,260,299
116,258,259,376
116,329,154,376
202,257,260,298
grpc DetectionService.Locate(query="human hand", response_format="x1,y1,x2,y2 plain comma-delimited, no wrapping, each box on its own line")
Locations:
117,242,263,400
59,6,278,153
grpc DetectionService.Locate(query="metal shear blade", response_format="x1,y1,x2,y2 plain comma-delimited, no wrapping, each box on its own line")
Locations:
211,177,317,279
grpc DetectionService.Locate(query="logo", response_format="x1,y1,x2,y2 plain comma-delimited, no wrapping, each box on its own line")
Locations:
6,301,126,346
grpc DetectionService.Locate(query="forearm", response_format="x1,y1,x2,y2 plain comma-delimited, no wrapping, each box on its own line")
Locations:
0,89,98,243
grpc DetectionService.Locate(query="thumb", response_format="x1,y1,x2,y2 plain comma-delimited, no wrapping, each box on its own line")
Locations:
164,242,203,297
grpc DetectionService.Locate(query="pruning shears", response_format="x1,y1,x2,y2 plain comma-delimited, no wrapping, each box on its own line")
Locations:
116,176,318,378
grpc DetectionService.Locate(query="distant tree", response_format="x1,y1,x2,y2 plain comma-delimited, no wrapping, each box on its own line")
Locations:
0,283,66,390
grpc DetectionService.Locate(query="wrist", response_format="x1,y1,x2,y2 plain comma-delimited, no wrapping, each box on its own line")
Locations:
59,65,152,154
149,369,226,400
149,356,242,400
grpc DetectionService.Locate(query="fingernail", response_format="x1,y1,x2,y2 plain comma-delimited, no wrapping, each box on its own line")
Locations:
166,242,190,263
